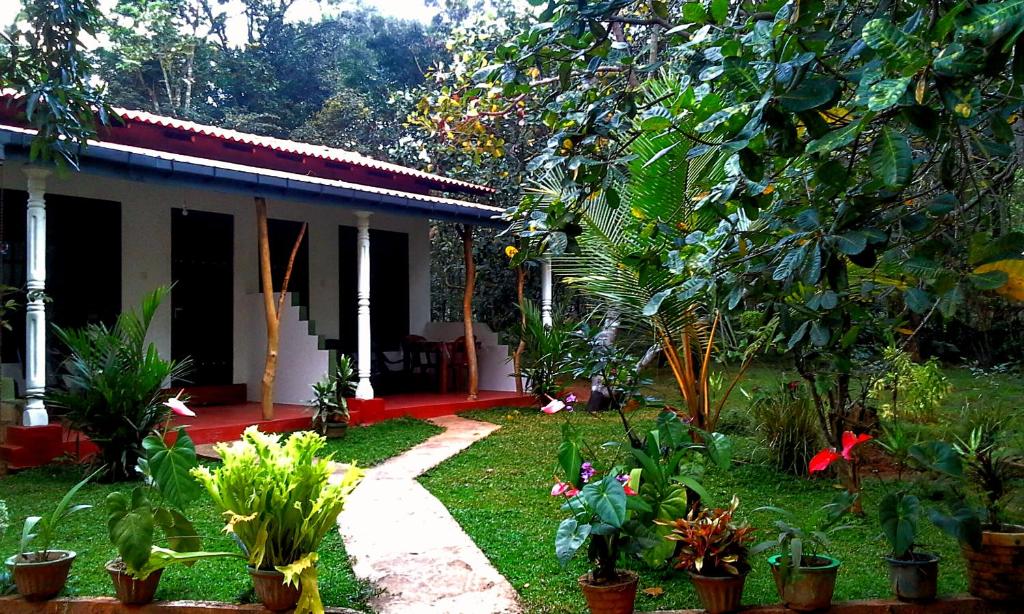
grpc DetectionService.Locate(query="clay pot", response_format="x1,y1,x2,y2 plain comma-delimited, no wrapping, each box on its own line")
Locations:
768,554,840,612
106,560,163,605
4,550,76,601
688,571,747,614
248,566,301,612
885,552,939,602
961,525,1024,602
324,420,348,439
578,569,639,614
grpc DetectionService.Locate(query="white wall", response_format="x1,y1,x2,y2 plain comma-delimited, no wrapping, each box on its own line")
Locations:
3,161,432,401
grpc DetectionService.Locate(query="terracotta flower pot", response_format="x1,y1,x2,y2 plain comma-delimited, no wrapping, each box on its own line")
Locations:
248,566,301,612
961,525,1024,602
885,552,939,602
106,560,163,605
578,569,639,614
689,571,747,614
768,554,840,612
4,550,76,601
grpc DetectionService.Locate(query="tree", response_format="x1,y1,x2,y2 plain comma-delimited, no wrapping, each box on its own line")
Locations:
1,0,108,168
469,0,1024,502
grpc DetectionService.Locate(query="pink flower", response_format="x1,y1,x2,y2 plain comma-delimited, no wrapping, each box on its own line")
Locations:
550,481,579,497
164,392,195,417
808,431,873,473
541,396,566,414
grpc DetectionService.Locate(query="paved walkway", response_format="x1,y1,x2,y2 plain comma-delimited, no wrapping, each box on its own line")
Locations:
336,415,521,614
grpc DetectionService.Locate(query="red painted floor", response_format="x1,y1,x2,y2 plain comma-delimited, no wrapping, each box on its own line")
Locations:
1,390,537,469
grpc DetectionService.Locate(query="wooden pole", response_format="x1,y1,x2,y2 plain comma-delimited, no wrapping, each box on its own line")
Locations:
255,196,307,420
459,224,479,400
512,265,526,394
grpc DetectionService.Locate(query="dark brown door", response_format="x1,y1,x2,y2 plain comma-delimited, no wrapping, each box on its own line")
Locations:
171,208,233,385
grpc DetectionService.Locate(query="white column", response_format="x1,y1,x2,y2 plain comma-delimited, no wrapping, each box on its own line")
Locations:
354,211,374,399
540,257,553,328
23,167,50,426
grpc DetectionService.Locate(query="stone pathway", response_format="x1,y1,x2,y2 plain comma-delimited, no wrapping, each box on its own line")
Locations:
336,415,521,614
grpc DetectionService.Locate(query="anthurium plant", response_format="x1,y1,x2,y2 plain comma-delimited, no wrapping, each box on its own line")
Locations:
106,401,241,579
661,496,756,577
191,427,364,614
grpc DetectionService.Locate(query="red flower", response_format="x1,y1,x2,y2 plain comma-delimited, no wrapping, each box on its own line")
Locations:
841,431,873,460
808,431,873,473
623,484,638,496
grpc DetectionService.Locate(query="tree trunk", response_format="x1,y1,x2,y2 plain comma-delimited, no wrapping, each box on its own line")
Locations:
512,265,526,394
460,224,479,400
255,197,307,420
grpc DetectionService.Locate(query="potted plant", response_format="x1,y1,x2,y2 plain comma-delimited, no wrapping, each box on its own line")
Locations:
192,427,364,613
878,490,939,602
753,492,857,612
310,355,355,438
105,412,241,605
660,496,755,614
4,471,96,600
923,417,1024,602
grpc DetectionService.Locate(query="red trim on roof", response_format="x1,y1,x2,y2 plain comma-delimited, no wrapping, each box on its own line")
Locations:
0,93,495,197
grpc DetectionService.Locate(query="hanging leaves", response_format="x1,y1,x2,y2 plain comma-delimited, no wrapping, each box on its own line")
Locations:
869,128,913,188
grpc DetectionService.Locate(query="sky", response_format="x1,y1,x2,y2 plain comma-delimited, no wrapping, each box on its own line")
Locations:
0,0,441,47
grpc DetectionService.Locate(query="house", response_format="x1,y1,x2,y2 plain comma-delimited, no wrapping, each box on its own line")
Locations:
0,99,547,468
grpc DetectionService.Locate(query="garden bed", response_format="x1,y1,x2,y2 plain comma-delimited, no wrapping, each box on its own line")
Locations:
0,595,362,613
0,418,442,610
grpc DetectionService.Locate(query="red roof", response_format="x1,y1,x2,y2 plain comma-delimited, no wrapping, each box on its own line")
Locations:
0,93,494,197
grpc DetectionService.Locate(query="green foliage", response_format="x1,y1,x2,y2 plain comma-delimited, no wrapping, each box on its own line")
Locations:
878,491,922,559
870,347,952,423
749,381,824,476
518,299,577,396
191,428,364,614
0,0,109,168
107,426,240,579
310,354,356,433
753,492,858,572
15,470,97,558
49,286,190,481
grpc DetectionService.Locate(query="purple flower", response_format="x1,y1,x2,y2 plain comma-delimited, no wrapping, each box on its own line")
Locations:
565,393,578,404
615,474,630,483
580,462,596,483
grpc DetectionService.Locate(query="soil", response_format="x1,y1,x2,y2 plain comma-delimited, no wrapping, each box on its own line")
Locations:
15,551,70,564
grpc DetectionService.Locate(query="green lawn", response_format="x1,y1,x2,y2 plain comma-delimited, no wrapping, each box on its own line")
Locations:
420,366,1022,614
0,417,442,609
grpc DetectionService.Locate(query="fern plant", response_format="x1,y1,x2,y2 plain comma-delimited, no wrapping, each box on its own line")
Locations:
48,286,190,481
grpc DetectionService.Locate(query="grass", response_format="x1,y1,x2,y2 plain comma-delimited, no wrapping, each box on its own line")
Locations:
0,417,442,609
420,365,1022,614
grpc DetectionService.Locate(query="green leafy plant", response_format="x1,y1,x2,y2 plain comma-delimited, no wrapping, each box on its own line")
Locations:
15,470,98,561
310,354,356,434
871,347,952,423
750,381,824,476
661,496,756,577
105,424,240,580
878,490,926,561
518,298,577,397
753,492,858,575
49,286,190,481
191,427,364,614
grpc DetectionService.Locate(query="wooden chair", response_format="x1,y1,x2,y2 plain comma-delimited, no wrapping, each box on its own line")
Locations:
444,336,481,392
400,335,440,392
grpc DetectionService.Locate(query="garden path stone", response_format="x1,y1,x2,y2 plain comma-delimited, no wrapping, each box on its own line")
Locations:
336,414,521,614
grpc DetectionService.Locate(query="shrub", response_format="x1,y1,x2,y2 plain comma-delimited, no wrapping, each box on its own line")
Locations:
518,299,576,396
49,286,189,480
192,428,364,614
750,381,823,476
870,347,951,423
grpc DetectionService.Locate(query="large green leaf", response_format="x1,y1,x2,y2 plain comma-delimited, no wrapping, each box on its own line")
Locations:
956,0,1024,46
582,475,627,528
879,492,919,557
555,518,591,566
869,127,912,188
867,77,911,111
153,507,202,554
933,43,986,77
778,77,838,112
805,117,866,155
143,427,201,510
106,488,154,574
557,426,584,488
862,18,925,69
